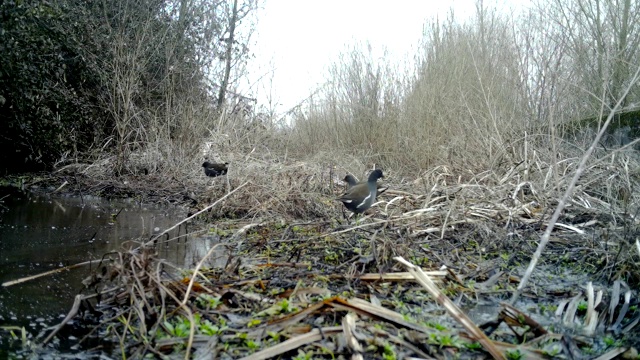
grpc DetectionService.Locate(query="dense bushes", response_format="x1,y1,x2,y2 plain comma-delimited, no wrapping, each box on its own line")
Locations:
0,1,105,172
0,0,254,175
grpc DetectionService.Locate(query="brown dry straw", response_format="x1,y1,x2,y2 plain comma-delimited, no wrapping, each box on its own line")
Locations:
510,66,640,304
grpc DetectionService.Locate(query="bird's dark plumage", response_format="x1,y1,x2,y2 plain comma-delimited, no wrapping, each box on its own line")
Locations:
202,161,228,177
338,169,384,214
343,173,388,197
343,174,359,187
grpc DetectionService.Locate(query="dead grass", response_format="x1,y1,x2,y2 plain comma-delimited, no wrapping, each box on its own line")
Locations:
50,128,640,239
44,161,640,357
17,127,640,357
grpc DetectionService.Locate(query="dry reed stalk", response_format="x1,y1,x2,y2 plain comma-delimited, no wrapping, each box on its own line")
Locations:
395,256,505,359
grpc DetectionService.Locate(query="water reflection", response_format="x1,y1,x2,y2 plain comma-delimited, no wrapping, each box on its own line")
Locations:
0,188,191,331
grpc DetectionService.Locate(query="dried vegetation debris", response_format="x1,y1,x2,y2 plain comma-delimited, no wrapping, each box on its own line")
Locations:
12,150,640,357
58,235,640,359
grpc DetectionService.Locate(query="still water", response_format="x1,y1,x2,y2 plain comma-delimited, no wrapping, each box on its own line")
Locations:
0,187,220,353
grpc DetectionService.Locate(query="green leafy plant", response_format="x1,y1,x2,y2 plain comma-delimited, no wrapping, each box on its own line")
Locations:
267,331,280,342
425,321,447,331
603,335,622,348
577,301,588,311
382,343,397,360
428,333,461,348
324,250,339,263
245,339,260,350
200,318,226,336
292,350,314,360
506,349,523,360
277,298,295,314
163,319,190,338
197,294,222,309
464,342,482,350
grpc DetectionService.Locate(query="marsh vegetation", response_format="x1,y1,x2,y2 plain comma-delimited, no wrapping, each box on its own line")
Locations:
2,0,640,358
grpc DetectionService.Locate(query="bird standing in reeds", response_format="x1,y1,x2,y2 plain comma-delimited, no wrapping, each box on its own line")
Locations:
338,169,384,216
202,162,228,177
343,173,388,197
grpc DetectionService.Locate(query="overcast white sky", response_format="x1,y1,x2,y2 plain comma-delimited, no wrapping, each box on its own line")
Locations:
246,0,529,114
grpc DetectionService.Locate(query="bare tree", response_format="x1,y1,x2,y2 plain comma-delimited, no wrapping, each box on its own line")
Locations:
217,0,259,109
218,0,238,107
542,0,640,111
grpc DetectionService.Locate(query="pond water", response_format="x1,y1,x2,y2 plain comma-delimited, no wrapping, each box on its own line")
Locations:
0,187,221,354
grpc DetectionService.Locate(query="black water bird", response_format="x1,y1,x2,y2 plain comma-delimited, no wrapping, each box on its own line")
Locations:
338,169,384,214
343,174,359,187
343,173,388,197
202,162,229,177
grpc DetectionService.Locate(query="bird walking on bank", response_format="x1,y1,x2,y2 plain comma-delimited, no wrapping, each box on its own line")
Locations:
202,161,229,177
338,169,384,216
343,173,388,197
